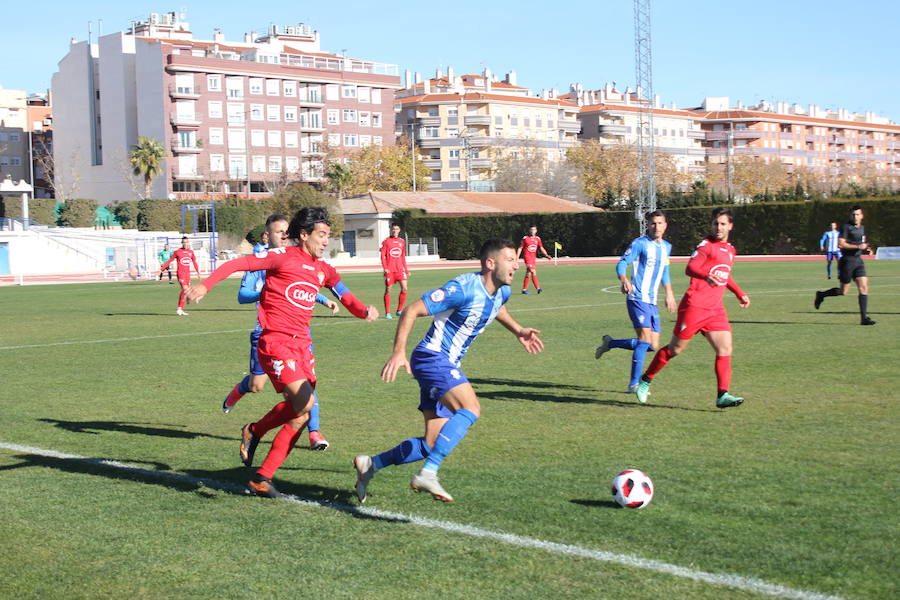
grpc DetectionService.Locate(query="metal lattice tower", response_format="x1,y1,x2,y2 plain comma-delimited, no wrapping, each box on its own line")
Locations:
634,0,656,234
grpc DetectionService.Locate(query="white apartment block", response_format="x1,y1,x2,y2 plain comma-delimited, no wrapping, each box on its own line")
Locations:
51,11,401,204
566,83,706,175
0,87,29,185
395,68,580,191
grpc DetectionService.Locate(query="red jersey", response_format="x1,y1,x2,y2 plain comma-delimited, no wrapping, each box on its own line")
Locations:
520,236,544,263
380,236,408,273
161,248,198,276
202,246,341,343
682,238,745,309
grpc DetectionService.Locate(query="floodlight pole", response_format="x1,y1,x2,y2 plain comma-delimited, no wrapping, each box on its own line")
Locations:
634,0,656,235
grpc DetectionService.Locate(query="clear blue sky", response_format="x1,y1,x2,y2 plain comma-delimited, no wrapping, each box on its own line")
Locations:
4,0,898,121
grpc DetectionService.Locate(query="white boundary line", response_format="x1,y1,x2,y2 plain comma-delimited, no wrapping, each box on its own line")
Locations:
0,441,844,600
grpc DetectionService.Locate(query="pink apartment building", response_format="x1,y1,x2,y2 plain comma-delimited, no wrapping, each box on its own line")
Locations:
51,12,401,204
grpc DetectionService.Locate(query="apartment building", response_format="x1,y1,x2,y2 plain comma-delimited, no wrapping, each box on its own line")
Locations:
564,83,706,175
692,97,899,187
395,68,580,191
51,11,401,204
0,87,29,186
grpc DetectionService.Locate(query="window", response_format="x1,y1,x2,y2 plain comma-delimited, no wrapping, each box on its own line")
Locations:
178,154,198,176
227,103,245,124
359,111,371,127
360,135,371,147
268,156,282,172
284,131,298,148
449,149,460,158
373,136,383,146
266,79,280,96
325,84,339,101
372,112,382,128
371,89,382,104
250,130,265,147
250,104,264,121
430,170,441,182
10,157,22,166
226,77,244,98
283,81,296,97
284,106,297,122
427,107,439,117
343,134,358,147
227,129,246,150
429,149,440,159
423,127,439,138
305,110,322,129
342,85,357,98
268,131,281,147
229,155,246,178
285,156,299,172
208,128,224,145
252,155,266,173
342,109,357,122
178,130,196,147
207,75,222,92
449,171,460,181
447,128,459,138
175,74,194,94
328,133,341,146
267,105,280,121
209,154,225,171
207,101,223,119
448,107,458,117
327,109,339,125
249,78,263,95
358,87,371,103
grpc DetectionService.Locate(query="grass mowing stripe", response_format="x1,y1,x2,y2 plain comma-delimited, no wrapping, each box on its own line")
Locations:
0,441,846,600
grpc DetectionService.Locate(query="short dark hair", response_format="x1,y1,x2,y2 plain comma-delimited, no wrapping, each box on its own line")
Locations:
479,238,516,263
646,209,667,222
287,207,331,239
711,207,733,223
181,236,189,241
851,205,863,212
266,213,288,227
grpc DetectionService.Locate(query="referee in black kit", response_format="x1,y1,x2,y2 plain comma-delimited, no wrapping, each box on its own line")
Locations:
814,206,876,326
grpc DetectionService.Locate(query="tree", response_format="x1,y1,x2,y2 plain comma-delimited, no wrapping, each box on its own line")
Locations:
58,198,98,228
344,138,430,196
493,142,586,202
129,136,166,199
567,140,639,208
325,163,353,198
267,184,344,238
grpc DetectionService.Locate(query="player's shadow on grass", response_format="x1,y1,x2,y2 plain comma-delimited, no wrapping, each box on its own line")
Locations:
794,310,899,316
570,498,621,509
38,418,234,441
730,320,824,325
103,312,173,317
478,389,717,412
469,377,594,392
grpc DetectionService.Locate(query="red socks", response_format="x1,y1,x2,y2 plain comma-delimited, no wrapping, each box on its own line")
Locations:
178,289,186,309
253,401,300,438
383,293,391,315
531,273,541,289
257,424,304,479
644,345,674,379
397,291,407,313
715,355,732,394
522,274,531,290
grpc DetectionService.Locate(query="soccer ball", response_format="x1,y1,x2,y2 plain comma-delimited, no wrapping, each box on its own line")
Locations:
611,469,654,509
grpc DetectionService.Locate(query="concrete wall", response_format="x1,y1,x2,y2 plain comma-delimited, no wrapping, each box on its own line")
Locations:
134,38,169,199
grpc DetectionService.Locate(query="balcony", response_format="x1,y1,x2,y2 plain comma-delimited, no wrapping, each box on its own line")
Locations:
302,145,326,156
415,116,442,127
558,119,581,133
421,158,442,169
704,130,763,141
598,124,628,136
171,167,203,180
299,123,326,133
688,130,705,139
297,97,325,108
464,115,491,126
171,138,203,153
469,158,492,169
169,84,200,99
465,136,493,146
418,138,443,148
170,113,202,126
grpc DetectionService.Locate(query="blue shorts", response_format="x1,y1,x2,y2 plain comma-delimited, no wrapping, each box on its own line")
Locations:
410,349,467,419
626,298,661,333
248,329,265,376
826,251,841,261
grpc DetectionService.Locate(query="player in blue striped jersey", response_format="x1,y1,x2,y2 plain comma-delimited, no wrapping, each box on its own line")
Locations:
595,210,677,392
819,222,841,279
353,238,544,503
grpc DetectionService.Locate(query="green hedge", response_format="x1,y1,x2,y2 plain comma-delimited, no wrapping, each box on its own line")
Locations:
0,197,59,225
397,198,900,259
58,199,98,228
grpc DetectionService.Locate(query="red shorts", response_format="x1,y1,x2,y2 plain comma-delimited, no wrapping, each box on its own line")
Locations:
384,271,408,286
177,272,191,286
524,262,537,271
257,333,317,393
673,304,731,340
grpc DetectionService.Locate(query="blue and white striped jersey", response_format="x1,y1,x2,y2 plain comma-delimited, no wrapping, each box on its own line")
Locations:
616,235,672,305
416,271,511,366
820,230,840,253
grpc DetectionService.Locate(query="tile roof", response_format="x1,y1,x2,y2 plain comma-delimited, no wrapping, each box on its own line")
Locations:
580,103,700,119
698,110,900,131
341,191,600,216
397,93,577,108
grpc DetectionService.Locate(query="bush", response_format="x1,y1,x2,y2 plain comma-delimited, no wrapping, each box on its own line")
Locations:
58,198,98,228
137,198,182,231
1,197,59,225
110,201,139,228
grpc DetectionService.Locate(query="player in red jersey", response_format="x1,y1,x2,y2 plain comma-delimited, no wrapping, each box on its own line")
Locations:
516,226,551,294
634,208,751,409
186,207,379,497
159,236,201,316
380,223,409,319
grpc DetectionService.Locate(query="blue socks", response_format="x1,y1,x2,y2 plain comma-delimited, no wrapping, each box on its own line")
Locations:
609,338,638,351
372,437,432,470
630,341,652,387
423,409,478,472
238,375,251,395
308,393,320,431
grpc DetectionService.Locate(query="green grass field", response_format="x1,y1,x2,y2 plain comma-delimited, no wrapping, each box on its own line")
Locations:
1,260,898,599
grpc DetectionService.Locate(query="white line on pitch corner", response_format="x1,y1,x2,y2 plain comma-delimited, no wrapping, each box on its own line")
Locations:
0,441,844,600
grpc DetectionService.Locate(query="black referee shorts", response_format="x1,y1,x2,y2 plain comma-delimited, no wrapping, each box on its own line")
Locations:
838,256,866,284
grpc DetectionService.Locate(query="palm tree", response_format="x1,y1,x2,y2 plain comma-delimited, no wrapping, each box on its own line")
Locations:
325,162,353,199
129,136,166,199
